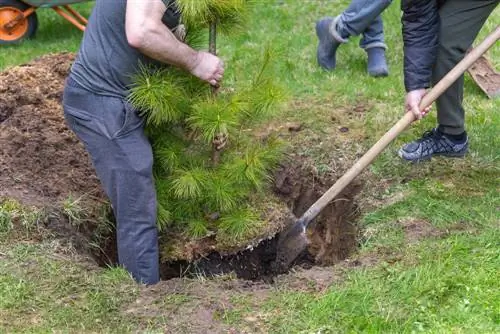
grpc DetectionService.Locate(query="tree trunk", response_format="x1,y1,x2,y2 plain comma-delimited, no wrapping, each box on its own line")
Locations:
209,21,222,166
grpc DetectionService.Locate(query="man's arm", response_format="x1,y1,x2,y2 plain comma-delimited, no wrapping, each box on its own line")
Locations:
125,0,223,86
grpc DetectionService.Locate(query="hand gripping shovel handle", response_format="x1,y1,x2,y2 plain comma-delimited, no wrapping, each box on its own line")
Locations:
299,25,500,227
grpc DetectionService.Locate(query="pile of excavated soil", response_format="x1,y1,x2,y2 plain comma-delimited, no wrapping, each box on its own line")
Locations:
0,53,103,206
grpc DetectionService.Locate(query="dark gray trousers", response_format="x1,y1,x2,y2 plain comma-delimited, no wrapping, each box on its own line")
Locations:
434,0,498,135
63,77,159,285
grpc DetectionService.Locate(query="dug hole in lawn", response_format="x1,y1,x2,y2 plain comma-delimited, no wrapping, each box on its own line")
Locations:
0,54,362,282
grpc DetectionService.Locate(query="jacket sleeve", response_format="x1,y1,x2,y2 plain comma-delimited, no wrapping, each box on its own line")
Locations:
401,0,440,92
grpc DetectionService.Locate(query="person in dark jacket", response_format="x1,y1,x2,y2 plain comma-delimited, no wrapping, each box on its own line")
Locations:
399,0,498,162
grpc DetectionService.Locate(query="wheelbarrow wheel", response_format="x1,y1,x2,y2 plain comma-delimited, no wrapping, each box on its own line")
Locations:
0,0,38,44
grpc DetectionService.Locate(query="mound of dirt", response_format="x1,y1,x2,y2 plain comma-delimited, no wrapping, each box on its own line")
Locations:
0,53,103,206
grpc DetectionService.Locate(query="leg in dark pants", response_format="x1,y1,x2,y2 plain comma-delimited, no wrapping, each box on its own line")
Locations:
434,0,498,135
62,79,160,285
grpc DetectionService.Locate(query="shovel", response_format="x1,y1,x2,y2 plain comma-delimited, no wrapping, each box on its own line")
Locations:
274,25,500,271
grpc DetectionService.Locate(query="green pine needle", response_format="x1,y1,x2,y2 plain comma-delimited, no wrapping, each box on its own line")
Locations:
183,26,207,50
176,0,211,26
187,219,209,239
152,131,187,173
242,80,285,122
157,202,172,232
128,66,195,126
223,138,285,190
218,208,258,239
188,99,239,144
204,174,240,212
236,47,287,123
171,168,208,200
176,0,249,33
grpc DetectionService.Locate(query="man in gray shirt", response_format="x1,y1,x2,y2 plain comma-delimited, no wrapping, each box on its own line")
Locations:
63,0,224,285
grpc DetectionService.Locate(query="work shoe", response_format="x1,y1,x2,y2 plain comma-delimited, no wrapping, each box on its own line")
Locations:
315,17,341,70
366,47,388,77
398,128,468,162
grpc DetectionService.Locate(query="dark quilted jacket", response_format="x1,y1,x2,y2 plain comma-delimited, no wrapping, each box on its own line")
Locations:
401,0,443,92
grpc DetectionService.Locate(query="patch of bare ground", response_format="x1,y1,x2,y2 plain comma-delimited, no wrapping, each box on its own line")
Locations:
124,277,270,333
400,218,445,243
124,266,349,333
400,218,477,244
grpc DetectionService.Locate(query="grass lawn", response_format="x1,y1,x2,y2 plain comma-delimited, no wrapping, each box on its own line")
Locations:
1,0,499,332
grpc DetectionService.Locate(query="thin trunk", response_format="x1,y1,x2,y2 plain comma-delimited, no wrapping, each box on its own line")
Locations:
209,21,222,166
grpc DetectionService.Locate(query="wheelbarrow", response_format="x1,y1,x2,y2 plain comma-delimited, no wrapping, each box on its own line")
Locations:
0,0,91,44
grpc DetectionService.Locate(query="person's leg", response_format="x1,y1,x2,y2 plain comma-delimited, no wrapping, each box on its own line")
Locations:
399,0,498,162
434,0,498,136
316,0,392,71
359,15,388,77
63,78,159,284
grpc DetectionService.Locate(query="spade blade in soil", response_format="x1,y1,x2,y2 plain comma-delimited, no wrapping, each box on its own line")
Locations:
274,216,309,271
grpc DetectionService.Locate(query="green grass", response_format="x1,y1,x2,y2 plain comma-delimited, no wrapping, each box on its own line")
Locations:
1,0,499,332
240,230,499,333
0,241,139,332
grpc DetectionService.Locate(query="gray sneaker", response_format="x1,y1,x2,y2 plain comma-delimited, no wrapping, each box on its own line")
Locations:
398,128,468,162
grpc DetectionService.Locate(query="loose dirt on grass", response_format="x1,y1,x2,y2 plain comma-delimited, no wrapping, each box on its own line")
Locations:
125,268,347,332
0,53,103,206
400,218,444,243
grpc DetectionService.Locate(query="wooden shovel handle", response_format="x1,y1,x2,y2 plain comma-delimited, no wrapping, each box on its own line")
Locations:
301,25,500,225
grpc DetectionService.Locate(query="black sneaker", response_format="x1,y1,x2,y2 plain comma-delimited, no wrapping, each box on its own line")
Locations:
398,128,468,162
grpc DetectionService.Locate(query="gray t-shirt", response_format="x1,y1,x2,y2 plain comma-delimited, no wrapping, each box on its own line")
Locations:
70,0,179,98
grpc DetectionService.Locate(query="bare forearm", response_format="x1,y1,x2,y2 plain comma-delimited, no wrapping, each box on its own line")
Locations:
125,0,199,72
125,0,223,86
136,25,199,71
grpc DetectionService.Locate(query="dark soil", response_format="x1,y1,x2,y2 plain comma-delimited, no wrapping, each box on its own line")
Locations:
1,54,362,282
0,53,104,206
161,160,362,281
273,161,362,265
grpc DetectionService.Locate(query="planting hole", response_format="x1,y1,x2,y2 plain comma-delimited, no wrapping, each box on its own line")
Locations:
158,163,361,281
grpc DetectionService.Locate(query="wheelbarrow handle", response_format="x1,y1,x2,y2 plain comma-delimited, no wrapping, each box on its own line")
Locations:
301,25,500,226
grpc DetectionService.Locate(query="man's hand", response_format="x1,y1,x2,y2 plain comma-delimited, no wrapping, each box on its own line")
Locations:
405,89,431,120
189,52,224,87
126,0,225,86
